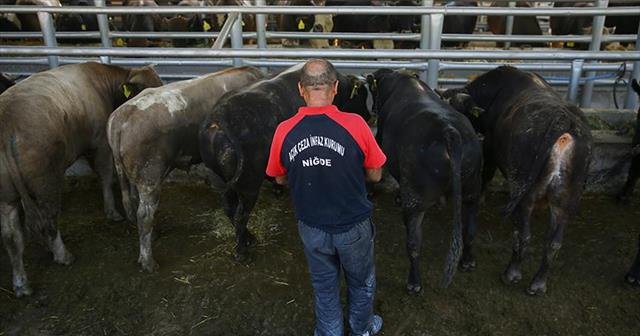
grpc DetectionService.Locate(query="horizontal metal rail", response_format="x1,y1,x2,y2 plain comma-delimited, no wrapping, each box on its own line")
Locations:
1,5,640,16
1,46,638,60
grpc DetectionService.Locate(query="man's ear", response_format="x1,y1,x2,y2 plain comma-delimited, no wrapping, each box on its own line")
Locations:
333,80,339,95
298,81,305,97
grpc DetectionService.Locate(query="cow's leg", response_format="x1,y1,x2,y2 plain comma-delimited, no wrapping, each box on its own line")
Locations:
527,204,569,295
402,193,426,294
625,234,640,286
0,201,32,297
91,144,124,221
459,199,479,272
223,190,257,263
502,201,533,285
617,155,640,204
136,184,160,272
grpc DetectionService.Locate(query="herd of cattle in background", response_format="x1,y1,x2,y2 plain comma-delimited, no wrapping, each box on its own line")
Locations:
0,1,639,49
1,59,640,299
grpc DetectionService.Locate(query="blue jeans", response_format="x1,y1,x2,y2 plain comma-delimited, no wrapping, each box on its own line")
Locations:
298,218,377,336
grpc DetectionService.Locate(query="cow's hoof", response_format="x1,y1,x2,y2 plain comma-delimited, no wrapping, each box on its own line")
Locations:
501,268,522,285
526,281,547,296
53,251,75,266
459,259,477,272
106,209,125,222
14,284,33,298
625,272,640,286
406,283,422,295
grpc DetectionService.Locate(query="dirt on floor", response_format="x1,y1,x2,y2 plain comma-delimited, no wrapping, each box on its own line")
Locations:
1,178,639,336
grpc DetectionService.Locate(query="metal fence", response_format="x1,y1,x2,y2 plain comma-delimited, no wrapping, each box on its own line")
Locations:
1,1,640,108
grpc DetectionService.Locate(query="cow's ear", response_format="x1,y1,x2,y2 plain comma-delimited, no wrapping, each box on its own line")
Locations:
470,106,485,118
365,74,377,92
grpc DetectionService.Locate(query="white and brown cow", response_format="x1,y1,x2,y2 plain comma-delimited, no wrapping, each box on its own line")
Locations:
0,62,163,297
107,66,265,272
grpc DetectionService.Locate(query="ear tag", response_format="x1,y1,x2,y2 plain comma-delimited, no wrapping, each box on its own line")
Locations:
372,79,378,91
81,23,87,31
203,20,211,32
566,41,575,47
471,107,482,118
298,19,305,30
349,84,358,99
123,84,132,99
115,38,125,47
241,20,245,27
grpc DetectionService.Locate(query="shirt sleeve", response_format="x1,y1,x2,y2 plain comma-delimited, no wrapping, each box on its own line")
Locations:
266,124,287,177
360,120,386,169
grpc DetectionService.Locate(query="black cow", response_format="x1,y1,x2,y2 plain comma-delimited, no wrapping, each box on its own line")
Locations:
198,63,369,262
549,1,593,50
56,0,99,44
163,0,218,47
276,0,328,47
122,0,164,47
442,66,593,295
618,79,640,287
441,0,478,48
368,69,482,293
487,1,544,48
605,2,640,48
0,73,15,93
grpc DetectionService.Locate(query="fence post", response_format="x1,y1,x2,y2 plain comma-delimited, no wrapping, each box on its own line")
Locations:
504,1,516,49
255,0,267,49
580,0,608,107
427,12,443,88
419,0,433,83
37,11,59,68
568,59,584,104
623,20,640,110
230,12,244,66
95,0,111,64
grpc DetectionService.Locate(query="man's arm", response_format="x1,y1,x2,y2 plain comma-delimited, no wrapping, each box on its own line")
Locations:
365,168,382,183
275,175,288,185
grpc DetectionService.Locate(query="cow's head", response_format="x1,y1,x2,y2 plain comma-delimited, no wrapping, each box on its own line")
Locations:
119,64,163,103
366,68,395,118
336,74,370,122
440,89,485,132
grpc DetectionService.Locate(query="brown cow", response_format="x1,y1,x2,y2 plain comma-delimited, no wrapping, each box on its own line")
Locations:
107,66,264,272
0,62,163,297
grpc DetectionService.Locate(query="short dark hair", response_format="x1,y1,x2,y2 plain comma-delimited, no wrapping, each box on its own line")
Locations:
300,59,338,89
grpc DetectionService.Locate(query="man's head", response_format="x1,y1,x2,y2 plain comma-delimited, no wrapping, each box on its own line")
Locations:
298,59,338,107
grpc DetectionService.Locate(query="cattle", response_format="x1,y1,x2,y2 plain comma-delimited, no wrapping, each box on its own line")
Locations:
441,0,478,48
15,0,61,31
487,1,544,48
276,0,330,48
56,0,100,44
198,63,369,262
0,62,163,297
163,0,219,47
367,69,482,293
441,66,593,295
617,79,640,287
107,66,265,272
0,73,15,94
122,0,164,47
549,1,593,49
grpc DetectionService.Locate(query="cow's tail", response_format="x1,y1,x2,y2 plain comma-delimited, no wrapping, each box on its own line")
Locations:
442,127,464,288
199,120,244,191
503,115,567,218
0,136,47,236
107,118,136,222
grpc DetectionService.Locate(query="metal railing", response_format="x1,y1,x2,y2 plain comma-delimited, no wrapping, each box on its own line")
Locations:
1,3,640,108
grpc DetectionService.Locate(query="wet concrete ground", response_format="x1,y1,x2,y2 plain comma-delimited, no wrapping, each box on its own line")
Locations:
1,178,639,335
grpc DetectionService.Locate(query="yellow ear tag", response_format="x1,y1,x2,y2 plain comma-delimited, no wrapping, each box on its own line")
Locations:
123,84,132,99
349,85,358,99
81,23,87,31
566,41,575,47
241,20,245,27
115,38,125,47
203,21,211,32
298,19,305,30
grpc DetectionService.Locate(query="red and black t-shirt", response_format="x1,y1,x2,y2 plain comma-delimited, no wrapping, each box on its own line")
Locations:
266,105,386,233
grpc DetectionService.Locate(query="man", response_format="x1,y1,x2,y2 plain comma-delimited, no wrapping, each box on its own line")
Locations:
266,59,386,336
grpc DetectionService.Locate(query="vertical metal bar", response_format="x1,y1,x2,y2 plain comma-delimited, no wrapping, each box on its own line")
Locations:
427,13,443,88
212,12,239,49
624,21,640,109
95,0,111,64
580,0,608,107
504,1,516,49
568,59,584,104
231,13,244,66
37,12,59,68
419,0,433,82
255,0,267,49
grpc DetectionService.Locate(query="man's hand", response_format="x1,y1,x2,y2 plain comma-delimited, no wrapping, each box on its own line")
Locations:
275,175,288,185
365,168,382,183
